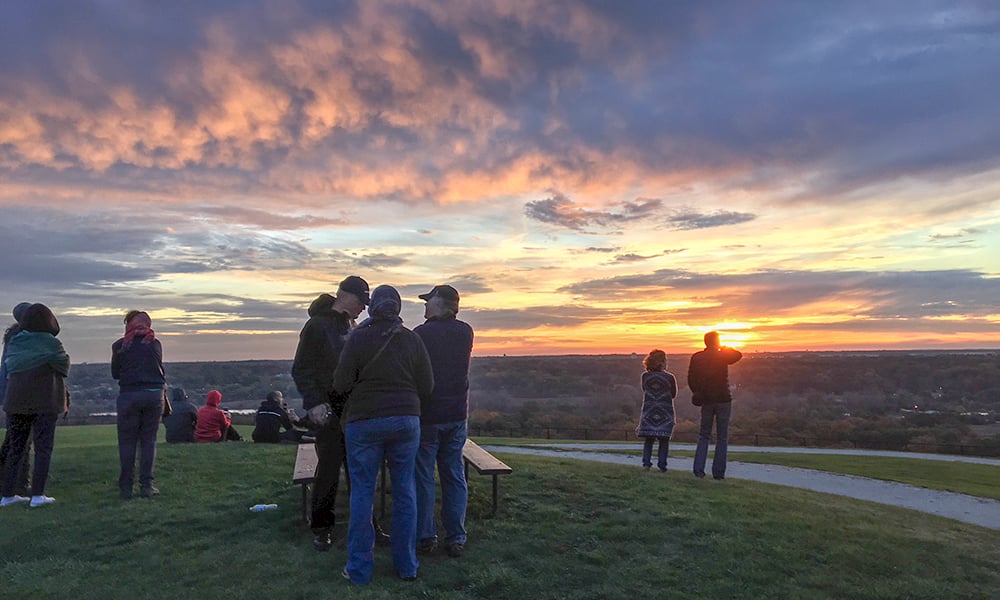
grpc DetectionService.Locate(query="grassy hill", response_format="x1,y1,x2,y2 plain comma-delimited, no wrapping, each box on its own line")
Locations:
0,426,998,598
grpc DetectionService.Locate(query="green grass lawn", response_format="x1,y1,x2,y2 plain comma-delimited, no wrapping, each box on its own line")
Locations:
1,426,998,599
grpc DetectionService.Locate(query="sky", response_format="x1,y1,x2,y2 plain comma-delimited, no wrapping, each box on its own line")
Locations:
1,0,999,363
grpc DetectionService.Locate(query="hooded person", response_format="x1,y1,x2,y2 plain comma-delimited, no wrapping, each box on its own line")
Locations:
290,275,371,551
333,285,434,585
164,387,199,443
0,302,38,498
112,310,167,499
0,303,70,508
194,390,232,443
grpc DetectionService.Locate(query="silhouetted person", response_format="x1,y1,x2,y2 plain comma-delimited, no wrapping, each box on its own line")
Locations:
252,391,303,444
0,302,33,496
291,275,369,551
635,349,677,472
414,285,473,559
0,303,69,508
688,331,742,480
164,387,198,443
113,310,166,499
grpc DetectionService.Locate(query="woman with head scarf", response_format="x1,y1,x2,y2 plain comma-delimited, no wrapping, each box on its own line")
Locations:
0,303,70,508
112,310,166,500
333,285,434,585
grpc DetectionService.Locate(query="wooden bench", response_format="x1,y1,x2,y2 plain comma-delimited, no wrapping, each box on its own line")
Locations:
292,443,319,525
462,439,512,517
293,439,512,523
292,442,389,525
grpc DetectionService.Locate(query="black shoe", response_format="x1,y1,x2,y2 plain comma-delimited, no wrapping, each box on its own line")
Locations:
399,572,418,582
313,531,333,552
120,489,133,500
693,472,705,479
140,485,160,498
374,527,391,547
416,538,437,555
447,543,464,558
713,475,725,480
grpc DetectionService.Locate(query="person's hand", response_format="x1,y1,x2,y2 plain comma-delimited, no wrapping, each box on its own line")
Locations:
307,403,332,427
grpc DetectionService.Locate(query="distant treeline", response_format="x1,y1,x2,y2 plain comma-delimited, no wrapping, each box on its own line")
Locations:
64,351,1000,454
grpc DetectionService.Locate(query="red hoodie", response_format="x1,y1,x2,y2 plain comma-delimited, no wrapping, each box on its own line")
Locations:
194,390,231,443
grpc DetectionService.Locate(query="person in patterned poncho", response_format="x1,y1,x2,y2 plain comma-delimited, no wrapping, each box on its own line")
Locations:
634,350,677,472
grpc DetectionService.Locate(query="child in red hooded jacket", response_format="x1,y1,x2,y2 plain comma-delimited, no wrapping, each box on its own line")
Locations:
194,390,231,443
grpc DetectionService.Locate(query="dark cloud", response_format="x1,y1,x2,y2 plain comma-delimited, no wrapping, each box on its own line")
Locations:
525,194,755,232
668,210,756,230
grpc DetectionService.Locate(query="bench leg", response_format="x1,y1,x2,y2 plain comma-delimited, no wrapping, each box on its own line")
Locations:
491,474,499,517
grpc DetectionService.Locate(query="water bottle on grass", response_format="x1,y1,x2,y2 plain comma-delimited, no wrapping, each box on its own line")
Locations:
249,503,278,512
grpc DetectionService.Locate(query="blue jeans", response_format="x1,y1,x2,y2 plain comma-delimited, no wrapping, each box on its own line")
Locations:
344,415,420,584
693,403,732,478
116,389,165,492
416,420,468,546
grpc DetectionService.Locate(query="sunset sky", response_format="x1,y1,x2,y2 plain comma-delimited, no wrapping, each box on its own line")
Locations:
2,1,999,363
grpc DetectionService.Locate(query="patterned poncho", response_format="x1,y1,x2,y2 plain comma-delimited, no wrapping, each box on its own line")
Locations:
635,370,677,438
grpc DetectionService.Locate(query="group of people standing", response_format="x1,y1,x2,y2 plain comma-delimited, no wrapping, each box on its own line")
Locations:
635,331,743,479
290,277,474,585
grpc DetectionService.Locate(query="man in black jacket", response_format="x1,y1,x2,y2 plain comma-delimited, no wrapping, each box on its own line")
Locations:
251,391,302,444
688,331,742,480
292,275,368,551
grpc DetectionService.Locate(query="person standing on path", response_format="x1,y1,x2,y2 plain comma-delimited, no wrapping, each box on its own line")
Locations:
413,285,474,558
688,331,742,480
635,349,677,472
112,310,167,499
291,275,369,551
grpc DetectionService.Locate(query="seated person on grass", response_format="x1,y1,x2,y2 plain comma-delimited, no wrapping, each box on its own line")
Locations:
164,387,198,443
252,391,304,444
194,390,243,443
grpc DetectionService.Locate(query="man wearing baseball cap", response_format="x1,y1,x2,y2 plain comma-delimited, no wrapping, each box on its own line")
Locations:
292,275,369,551
413,285,474,558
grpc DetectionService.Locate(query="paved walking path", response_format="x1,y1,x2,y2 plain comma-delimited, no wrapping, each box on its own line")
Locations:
483,443,1000,530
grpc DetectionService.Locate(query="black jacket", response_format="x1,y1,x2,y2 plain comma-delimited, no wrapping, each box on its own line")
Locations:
333,320,434,424
688,347,742,406
111,335,165,393
291,295,352,410
252,398,295,443
414,316,473,424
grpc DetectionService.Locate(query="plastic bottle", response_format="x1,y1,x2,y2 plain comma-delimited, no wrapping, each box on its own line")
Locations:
249,503,278,512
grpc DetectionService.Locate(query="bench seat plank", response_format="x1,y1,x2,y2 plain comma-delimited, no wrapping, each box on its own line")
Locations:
462,439,512,474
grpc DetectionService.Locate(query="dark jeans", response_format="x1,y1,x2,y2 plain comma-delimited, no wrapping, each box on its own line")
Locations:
2,412,57,497
693,403,732,478
642,436,670,471
0,423,32,495
311,419,348,532
117,389,164,492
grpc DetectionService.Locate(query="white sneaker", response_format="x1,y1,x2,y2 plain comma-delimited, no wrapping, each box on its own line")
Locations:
0,495,30,507
29,495,55,508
